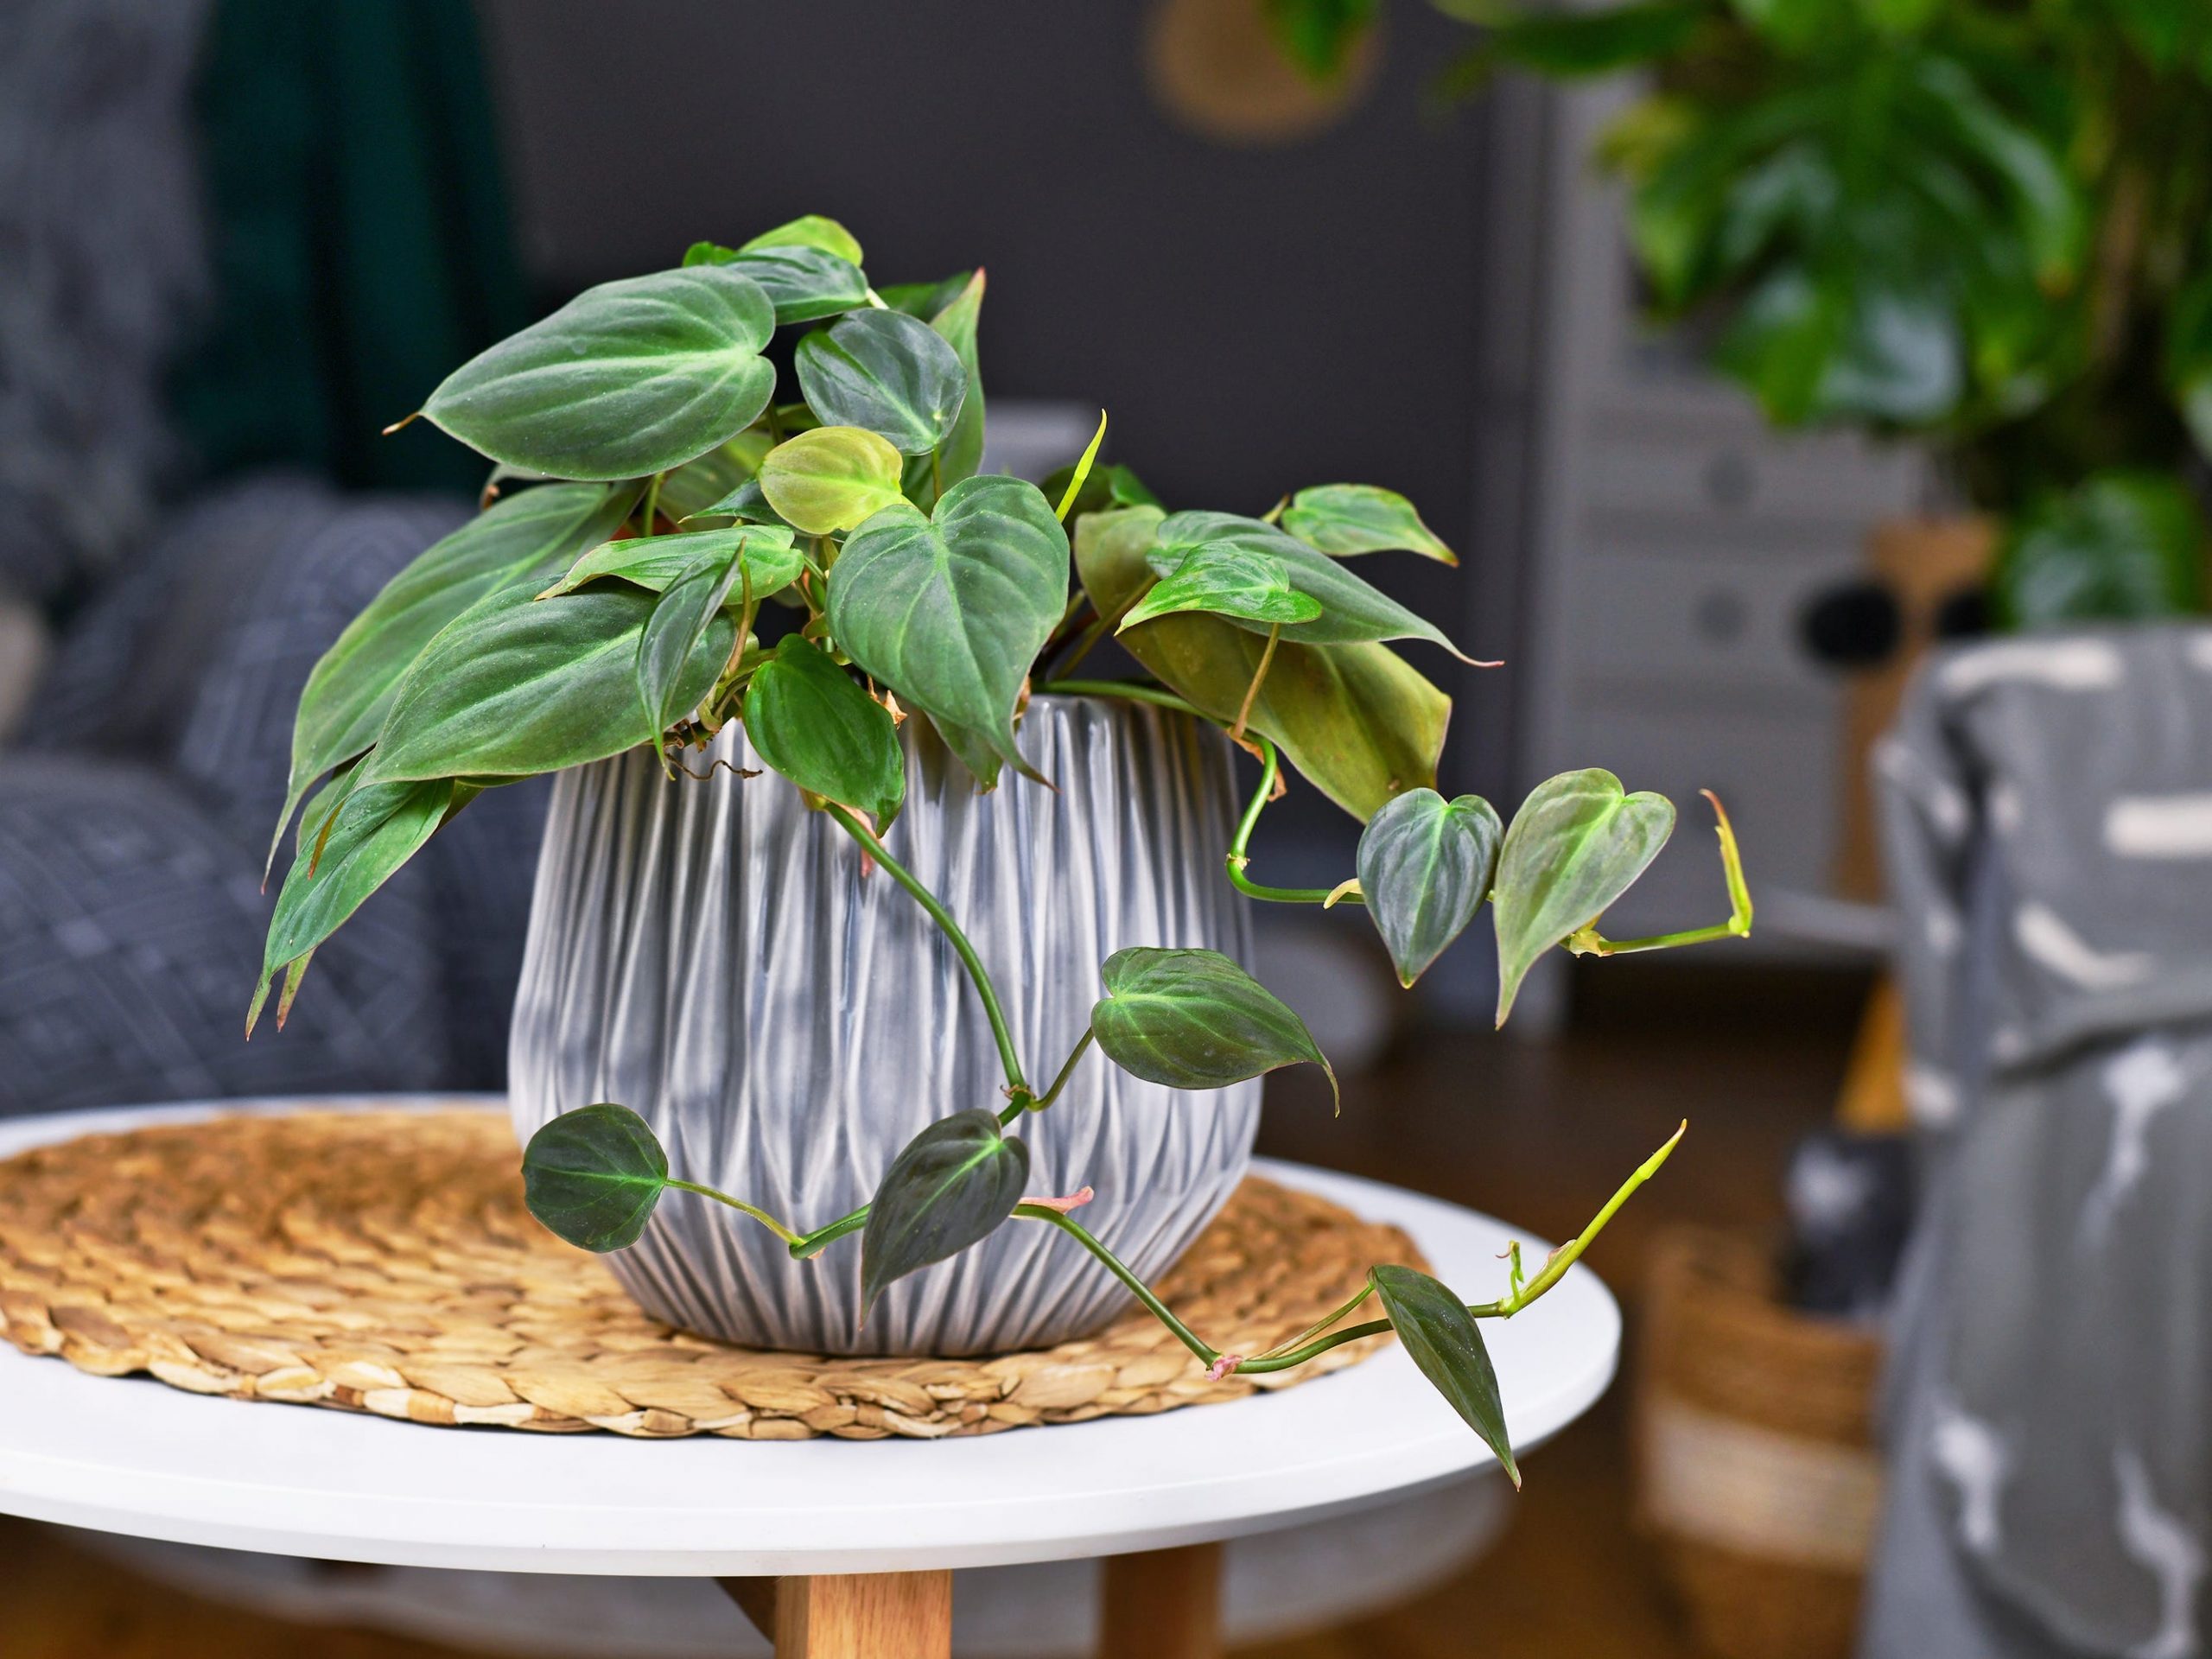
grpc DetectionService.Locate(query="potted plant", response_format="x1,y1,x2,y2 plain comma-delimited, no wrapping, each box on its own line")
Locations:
252,213,1750,1476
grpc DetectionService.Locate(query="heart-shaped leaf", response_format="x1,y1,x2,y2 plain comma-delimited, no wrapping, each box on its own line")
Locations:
357,581,735,785
901,270,987,506
423,266,777,480
859,1109,1030,1319
540,524,803,601
1090,947,1336,1108
742,636,906,825
1492,770,1675,1025
796,309,969,456
1119,543,1324,631
1370,1264,1518,1487
739,213,865,266
1282,484,1459,564
757,425,906,533
275,481,636,868
684,241,869,324
251,772,456,1033
521,1103,669,1253
1357,788,1503,987
827,474,1069,787
637,546,747,744
1075,507,1448,820
1150,512,1472,658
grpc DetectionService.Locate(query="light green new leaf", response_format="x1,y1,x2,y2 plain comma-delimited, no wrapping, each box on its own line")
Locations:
520,1103,669,1253
859,1109,1030,1319
757,426,907,533
796,309,969,456
1119,543,1323,631
540,524,803,601
1370,1264,1518,1487
1077,507,1450,821
275,481,636,869
1492,770,1675,1025
1282,484,1458,564
1090,947,1336,1108
1356,788,1503,987
739,213,865,266
422,266,777,479
741,636,906,826
683,240,868,324
357,581,735,785
636,545,747,744
251,772,455,1034
1150,512,1473,658
827,474,1070,787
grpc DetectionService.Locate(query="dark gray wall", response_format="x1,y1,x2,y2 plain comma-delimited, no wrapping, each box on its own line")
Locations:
479,1,1510,869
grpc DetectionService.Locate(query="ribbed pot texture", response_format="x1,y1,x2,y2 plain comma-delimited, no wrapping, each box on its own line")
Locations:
508,694,1262,1356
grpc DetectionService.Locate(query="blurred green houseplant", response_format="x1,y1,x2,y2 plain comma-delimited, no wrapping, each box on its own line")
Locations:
1273,0,2212,626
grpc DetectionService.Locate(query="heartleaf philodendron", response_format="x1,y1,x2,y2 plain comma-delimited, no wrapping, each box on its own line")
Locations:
1370,1265,1519,1487
1281,484,1459,564
796,309,969,456
1119,543,1324,631
859,1109,1031,1319
1090,947,1337,1109
423,267,777,479
828,474,1069,786
521,1103,670,1253
756,425,906,533
1356,788,1503,987
257,218,1739,1480
742,636,906,826
1491,770,1675,1025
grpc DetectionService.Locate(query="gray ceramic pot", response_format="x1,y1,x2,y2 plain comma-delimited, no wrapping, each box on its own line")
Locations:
508,694,1261,1357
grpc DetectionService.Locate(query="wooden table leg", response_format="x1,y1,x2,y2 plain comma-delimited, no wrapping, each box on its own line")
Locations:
1098,1541,1224,1659
721,1573,952,1658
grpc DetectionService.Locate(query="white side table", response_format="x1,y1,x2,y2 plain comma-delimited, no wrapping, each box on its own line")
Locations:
0,1101,1621,1658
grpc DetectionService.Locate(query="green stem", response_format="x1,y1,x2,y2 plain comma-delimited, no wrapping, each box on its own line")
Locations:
664,1179,804,1247
639,472,664,536
823,803,1027,1095
1566,791,1751,958
1230,622,1280,741
1004,1029,1094,1124
1015,1205,1219,1365
1038,677,1200,717
1225,734,1363,906
789,1207,868,1261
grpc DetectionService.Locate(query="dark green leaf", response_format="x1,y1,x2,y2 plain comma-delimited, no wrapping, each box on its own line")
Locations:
1357,788,1503,988
757,425,907,533
685,242,869,324
251,772,454,1033
1370,1264,1518,1487
423,266,778,479
698,474,796,530
276,482,636,869
1090,947,1336,1107
356,581,735,785
1074,506,1449,821
1282,484,1458,564
1150,512,1473,658
795,309,969,456
741,636,906,825
739,213,865,266
1995,471,2207,627
906,270,987,504
876,271,974,320
1119,543,1323,630
540,524,803,601
1480,0,1702,77
827,474,1070,787
660,433,772,523
1492,770,1675,1025
521,1103,669,1253
859,1109,1030,1319
637,546,747,743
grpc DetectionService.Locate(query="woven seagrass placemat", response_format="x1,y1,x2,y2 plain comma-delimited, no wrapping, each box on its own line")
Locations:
0,1109,1415,1440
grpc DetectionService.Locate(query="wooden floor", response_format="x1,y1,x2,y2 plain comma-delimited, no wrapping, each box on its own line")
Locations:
0,962,1863,1659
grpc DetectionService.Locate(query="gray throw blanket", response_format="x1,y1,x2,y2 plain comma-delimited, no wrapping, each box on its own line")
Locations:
1864,626,2212,1659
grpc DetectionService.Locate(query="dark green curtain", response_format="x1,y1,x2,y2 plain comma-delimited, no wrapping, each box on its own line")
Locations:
172,0,527,493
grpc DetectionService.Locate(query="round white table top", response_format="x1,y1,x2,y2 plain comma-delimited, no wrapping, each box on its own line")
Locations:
0,1097,1619,1576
